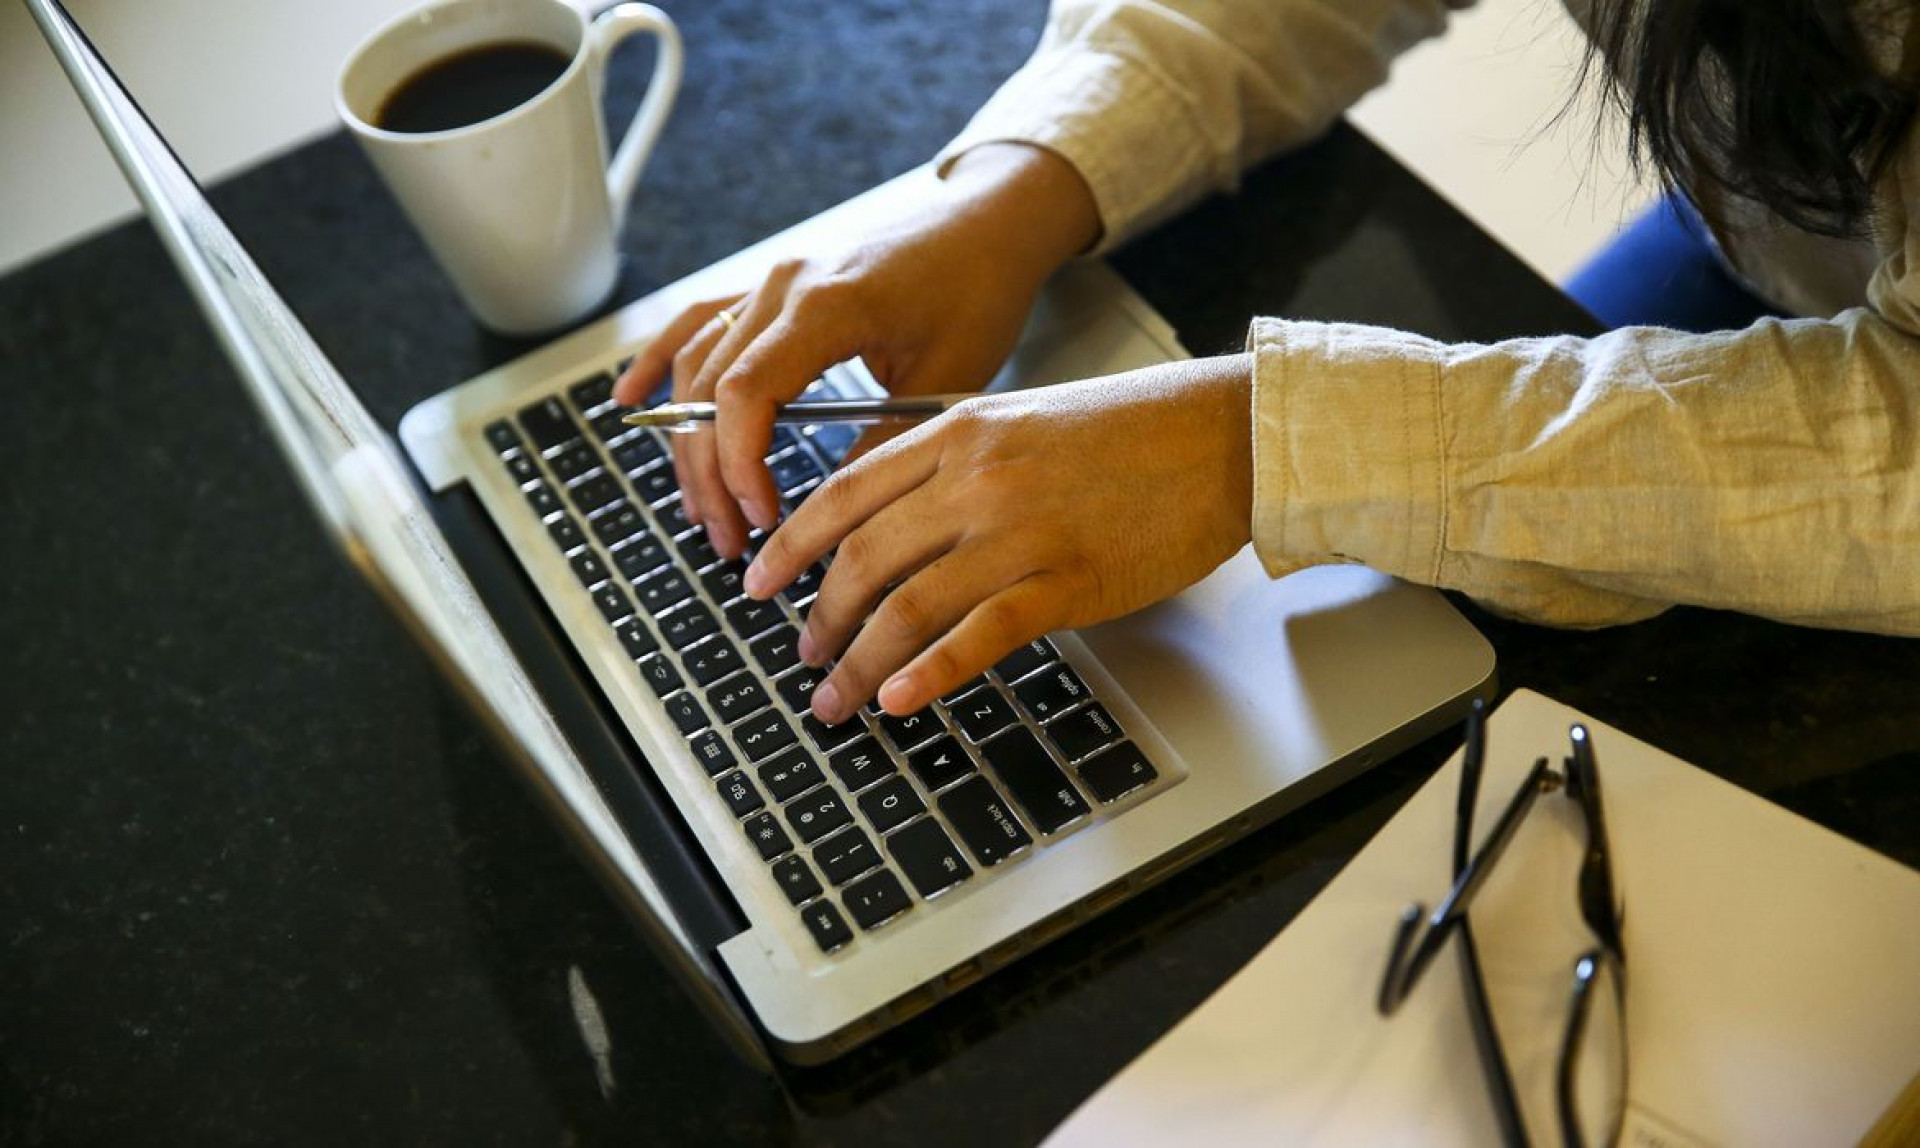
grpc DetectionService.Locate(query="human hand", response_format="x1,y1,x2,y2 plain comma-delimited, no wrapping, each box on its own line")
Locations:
741,354,1256,724
611,144,1101,559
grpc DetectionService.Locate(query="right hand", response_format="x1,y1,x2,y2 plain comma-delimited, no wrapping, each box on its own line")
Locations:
612,143,1102,558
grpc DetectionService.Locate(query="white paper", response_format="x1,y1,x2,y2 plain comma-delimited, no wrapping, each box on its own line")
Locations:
1048,690,1920,1147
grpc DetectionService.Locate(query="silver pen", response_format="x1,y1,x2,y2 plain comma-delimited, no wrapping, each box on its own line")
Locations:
622,393,973,432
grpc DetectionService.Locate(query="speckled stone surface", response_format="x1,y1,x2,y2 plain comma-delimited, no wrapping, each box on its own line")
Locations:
5,0,1918,1143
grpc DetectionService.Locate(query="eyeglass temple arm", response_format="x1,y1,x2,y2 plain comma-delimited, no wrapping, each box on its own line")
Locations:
1567,725,1627,961
1377,756,1555,1015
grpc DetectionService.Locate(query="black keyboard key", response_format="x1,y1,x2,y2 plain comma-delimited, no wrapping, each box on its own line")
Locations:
611,533,669,580
591,501,648,546
655,498,693,536
591,584,633,623
1078,741,1158,803
700,561,749,604
886,817,972,898
906,734,973,792
634,568,694,615
518,395,579,452
813,827,881,886
801,899,852,953
637,654,682,698
842,870,911,930
995,637,1058,684
688,729,735,776
484,419,522,454
630,464,678,504
675,530,719,571
750,625,803,676
548,514,587,553
524,479,563,520
611,432,666,475
786,787,854,845
827,736,896,792
742,811,792,861
880,707,943,753
857,776,925,836
802,712,866,752
938,777,1032,867
706,672,769,726
772,855,823,906
569,472,623,516
588,405,636,445
724,597,785,640
658,603,719,651
769,449,825,494
949,685,1018,743
1048,702,1123,763
981,726,1088,834
783,563,827,604
756,746,824,803
731,710,796,763
664,692,708,735
941,675,989,704
716,770,763,818
783,480,821,512
1013,665,1089,723
614,618,659,660
568,548,610,590
504,449,541,486
568,373,614,412
775,666,826,713
548,440,601,484
807,423,857,463
682,636,744,687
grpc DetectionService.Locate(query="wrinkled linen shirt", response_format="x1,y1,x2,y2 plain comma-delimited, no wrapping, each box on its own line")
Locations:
934,0,1920,635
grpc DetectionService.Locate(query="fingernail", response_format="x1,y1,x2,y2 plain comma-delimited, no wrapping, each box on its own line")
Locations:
743,559,771,598
797,630,819,665
878,674,915,714
812,682,843,724
747,499,778,532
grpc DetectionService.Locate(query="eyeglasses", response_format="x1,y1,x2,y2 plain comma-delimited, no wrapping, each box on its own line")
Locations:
1376,700,1628,1147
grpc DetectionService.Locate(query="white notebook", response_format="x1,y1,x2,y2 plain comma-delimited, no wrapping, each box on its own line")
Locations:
1048,689,1920,1147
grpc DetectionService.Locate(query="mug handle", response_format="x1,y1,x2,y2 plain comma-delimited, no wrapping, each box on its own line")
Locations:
589,3,684,236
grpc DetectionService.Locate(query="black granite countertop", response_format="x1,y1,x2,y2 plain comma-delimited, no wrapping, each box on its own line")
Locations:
6,1,1918,1143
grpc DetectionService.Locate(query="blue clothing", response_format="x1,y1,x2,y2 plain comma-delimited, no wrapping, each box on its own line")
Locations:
1565,194,1784,333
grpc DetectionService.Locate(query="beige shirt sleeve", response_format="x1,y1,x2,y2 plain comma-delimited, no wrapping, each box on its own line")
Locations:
1255,124,1920,638
1250,304,1920,635
934,0,1470,252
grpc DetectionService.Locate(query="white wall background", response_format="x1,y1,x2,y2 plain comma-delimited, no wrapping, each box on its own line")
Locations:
0,0,417,275
1,0,1651,281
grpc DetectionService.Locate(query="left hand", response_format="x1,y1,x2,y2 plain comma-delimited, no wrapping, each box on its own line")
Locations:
742,354,1256,724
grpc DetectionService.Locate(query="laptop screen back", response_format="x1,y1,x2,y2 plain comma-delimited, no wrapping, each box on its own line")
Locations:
25,0,767,1068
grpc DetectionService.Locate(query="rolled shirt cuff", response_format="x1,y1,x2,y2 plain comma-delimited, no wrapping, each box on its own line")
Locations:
933,48,1212,257
1247,316,1447,584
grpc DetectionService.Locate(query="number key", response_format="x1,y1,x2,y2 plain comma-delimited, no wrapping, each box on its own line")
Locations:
785,787,853,844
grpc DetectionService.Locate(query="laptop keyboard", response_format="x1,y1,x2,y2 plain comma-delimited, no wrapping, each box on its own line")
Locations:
483,371,1163,954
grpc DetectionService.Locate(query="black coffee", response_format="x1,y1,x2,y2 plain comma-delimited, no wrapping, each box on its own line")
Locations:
376,41,572,134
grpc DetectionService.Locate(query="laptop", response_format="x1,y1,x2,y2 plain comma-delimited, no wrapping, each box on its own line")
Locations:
32,0,1495,1069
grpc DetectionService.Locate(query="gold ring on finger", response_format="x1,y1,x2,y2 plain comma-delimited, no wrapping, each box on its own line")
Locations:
715,307,739,332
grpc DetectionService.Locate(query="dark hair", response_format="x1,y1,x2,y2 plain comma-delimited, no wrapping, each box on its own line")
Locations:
1584,0,1919,238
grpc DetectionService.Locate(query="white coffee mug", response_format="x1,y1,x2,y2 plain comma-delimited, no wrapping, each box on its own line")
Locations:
337,0,682,335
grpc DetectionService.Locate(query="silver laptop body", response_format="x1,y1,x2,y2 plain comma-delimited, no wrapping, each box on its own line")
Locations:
36,0,1493,1068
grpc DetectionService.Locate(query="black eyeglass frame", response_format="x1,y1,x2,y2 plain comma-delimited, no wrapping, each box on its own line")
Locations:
1375,702,1629,1148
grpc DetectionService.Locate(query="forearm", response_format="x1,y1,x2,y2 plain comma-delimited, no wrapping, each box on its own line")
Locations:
938,143,1102,288
1250,312,1920,635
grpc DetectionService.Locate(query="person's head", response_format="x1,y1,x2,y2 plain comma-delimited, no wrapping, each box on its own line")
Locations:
1586,0,1919,238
